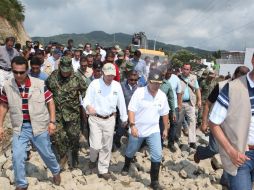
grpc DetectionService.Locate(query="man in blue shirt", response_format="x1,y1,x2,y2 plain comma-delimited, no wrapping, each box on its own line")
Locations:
29,57,48,81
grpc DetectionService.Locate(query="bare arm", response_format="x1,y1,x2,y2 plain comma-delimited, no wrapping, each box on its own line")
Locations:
162,114,169,140
177,93,182,110
200,100,212,133
209,121,250,167
0,103,8,141
47,99,56,135
128,110,138,137
196,89,202,108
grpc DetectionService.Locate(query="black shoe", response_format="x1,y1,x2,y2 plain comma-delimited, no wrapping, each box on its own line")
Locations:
189,143,197,149
150,181,164,190
193,152,200,163
121,156,132,176
168,143,177,153
88,161,97,169
98,173,117,181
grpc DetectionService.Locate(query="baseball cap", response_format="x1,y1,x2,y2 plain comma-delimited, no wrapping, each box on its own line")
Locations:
102,63,116,76
59,56,73,72
93,61,103,70
148,69,163,83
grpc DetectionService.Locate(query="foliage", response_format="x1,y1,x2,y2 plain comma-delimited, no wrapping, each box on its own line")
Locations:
171,49,201,68
0,0,25,28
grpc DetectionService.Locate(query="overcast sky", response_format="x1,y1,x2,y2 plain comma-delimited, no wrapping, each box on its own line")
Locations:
20,0,254,51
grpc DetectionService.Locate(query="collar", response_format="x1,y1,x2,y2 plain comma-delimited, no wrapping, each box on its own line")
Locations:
247,72,254,88
16,76,31,88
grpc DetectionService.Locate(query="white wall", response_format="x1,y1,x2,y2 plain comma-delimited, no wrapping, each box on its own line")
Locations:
219,48,253,76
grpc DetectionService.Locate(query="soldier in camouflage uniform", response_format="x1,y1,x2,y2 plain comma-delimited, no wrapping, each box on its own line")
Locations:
46,56,87,169
198,70,217,127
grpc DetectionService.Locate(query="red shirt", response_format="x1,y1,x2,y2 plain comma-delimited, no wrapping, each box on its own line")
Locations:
113,63,120,82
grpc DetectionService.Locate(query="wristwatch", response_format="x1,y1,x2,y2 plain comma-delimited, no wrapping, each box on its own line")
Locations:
49,121,56,125
130,123,135,128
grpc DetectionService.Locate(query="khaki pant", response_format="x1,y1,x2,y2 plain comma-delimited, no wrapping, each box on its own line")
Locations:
88,115,115,174
177,102,196,143
0,69,12,93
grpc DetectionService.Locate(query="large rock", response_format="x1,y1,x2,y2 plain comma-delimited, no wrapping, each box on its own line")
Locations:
0,155,7,169
0,177,11,190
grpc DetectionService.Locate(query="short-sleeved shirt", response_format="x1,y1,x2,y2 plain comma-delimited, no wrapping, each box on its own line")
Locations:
209,73,254,145
128,86,169,137
0,77,53,123
182,76,199,101
168,74,182,108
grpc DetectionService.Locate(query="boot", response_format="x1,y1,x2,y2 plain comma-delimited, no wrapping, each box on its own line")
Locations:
59,154,68,170
150,162,164,190
121,156,132,176
70,150,79,169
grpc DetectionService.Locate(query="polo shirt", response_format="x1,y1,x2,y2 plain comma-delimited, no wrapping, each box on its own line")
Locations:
128,86,169,137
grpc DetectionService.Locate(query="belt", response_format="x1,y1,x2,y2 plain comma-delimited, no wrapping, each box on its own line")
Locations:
94,113,115,119
249,145,254,150
183,100,190,102
0,66,11,72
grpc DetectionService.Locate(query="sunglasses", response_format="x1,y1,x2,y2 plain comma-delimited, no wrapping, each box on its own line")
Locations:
12,70,26,75
129,79,138,82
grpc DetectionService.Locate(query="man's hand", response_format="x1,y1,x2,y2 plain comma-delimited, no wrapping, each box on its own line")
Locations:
200,123,209,134
197,100,202,109
86,105,96,115
229,148,250,167
131,126,139,138
162,129,168,140
121,121,128,128
48,123,56,135
0,127,4,141
172,114,177,122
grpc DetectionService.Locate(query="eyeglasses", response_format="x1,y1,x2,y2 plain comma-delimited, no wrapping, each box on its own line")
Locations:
129,79,138,82
12,70,26,75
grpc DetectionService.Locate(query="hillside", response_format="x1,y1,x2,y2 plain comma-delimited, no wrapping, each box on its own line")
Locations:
0,0,30,44
32,31,212,58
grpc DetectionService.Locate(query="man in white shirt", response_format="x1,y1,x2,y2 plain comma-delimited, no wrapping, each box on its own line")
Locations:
72,49,81,72
83,63,128,180
121,69,169,190
83,43,93,56
47,49,61,72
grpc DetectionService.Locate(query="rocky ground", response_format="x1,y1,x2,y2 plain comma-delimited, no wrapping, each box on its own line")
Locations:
0,118,228,190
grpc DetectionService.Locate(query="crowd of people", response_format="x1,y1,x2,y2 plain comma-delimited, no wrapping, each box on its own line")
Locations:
0,36,254,190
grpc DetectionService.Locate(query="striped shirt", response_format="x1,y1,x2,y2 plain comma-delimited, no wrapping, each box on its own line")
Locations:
0,77,53,124
209,73,254,145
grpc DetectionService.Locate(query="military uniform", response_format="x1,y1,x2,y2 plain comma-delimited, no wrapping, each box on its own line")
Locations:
46,57,87,168
198,72,217,126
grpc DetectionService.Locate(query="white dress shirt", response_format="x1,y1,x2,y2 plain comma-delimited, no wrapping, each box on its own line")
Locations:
83,77,128,122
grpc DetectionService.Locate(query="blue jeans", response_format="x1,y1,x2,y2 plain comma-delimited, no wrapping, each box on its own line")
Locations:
196,132,219,160
227,150,254,190
125,132,162,162
12,123,60,188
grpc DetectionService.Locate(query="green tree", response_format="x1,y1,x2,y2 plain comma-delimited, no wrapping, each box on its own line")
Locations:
0,0,25,29
171,49,200,68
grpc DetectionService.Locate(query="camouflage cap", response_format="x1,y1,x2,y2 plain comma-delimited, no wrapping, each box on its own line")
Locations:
201,69,209,77
117,51,124,57
59,56,73,72
125,61,134,71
